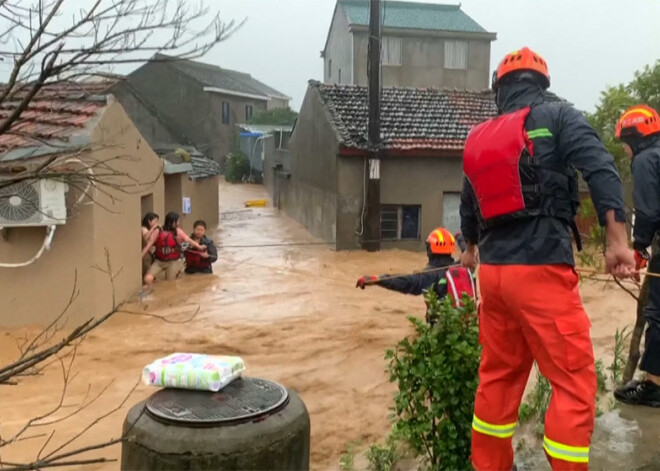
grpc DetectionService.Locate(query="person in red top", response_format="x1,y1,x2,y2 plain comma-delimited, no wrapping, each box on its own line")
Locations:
184,220,218,274
142,212,205,285
460,47,634,471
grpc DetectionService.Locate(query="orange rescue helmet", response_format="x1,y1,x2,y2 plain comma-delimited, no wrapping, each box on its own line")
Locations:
426,227,455,255
492,47,550,91
615,105,660,141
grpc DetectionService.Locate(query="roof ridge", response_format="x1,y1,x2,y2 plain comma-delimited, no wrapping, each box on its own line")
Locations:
340,0,460,10
313,80,493,95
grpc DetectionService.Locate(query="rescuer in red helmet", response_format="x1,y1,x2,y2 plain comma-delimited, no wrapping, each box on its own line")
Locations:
356,227,475,312
460,47,635,470
613,104,660,407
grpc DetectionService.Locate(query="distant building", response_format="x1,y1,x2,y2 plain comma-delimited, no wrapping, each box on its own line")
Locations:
321,0,497,90
280,81,563,251
111,54,291,164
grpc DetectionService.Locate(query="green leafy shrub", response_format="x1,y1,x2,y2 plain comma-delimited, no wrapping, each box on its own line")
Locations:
385,291,480,471
224,151,251,183
365,435,402,471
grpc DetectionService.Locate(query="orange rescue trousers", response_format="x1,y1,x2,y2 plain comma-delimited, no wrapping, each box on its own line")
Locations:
471,265,596,471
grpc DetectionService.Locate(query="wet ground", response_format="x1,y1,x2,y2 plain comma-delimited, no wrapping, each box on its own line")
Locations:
0,181,659,470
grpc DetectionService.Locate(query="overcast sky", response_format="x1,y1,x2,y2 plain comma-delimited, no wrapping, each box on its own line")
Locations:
190,0,660,112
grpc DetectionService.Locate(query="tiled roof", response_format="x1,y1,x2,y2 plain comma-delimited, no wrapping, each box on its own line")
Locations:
0,82,113,155
311,81,564,152
154,54,289,100
339,0,490,34
157,145,221,180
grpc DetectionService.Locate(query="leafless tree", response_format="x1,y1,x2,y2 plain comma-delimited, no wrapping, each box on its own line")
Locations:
0,249,200,469
0,0,242,191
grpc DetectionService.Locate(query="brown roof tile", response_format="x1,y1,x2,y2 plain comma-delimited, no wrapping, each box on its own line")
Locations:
0,81,115,153
312,81,564,152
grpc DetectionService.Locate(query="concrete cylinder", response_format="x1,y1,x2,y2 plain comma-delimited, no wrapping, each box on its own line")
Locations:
121,389,310,470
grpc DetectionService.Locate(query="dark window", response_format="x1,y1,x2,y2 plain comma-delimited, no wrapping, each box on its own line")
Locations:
401,205,420,239
245,105,253,121
380,205,421,241
222,102,230,124
338,68,342,84
328,59,332,79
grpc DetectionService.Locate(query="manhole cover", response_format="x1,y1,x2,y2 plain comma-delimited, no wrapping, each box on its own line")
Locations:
145,377,289,426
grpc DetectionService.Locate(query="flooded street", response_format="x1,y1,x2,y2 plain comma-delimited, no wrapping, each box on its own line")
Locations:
1,180,659,469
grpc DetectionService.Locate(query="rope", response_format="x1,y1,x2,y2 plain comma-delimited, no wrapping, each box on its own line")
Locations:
574,266,660,279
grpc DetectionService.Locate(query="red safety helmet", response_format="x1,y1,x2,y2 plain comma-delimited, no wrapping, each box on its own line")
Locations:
615,105,660,141
426,227,455,255
492,47,550,91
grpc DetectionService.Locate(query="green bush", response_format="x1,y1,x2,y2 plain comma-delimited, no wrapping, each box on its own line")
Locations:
518,368,552,434
385,291,480,471
224,151,251,183
365,435,402,471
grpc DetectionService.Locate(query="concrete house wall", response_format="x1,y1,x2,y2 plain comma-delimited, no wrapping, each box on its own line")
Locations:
281,89,340,244
334,156,463,251
324,5,354,85
164,174,220,234
110,81,190,147
322,3,493,90
116,62,268,164
283,87,465,251
351,31,492,90
0,101,165,327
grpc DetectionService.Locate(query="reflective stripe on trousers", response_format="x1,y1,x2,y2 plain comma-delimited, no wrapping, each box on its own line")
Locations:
543,436,589,464
472,415,516,439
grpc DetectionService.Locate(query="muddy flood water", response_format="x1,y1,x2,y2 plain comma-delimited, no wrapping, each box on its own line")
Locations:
1,181,660,470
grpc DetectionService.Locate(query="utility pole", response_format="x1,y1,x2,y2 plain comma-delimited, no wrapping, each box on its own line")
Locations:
362,0,381,252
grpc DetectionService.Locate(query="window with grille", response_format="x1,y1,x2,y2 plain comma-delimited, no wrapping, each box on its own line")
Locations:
444,40,468,70
381,36,402,66
245,105,253,121
222,102,230,124
380,205,421,240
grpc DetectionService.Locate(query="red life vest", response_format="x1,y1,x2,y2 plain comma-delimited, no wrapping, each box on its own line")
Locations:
154,229,180,261
463,106,581,249
185,249,211,270
445,267,476,308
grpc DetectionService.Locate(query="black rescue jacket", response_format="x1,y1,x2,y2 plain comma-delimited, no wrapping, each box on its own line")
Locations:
376,254,456,298
631,135,660,253
460,81,627,265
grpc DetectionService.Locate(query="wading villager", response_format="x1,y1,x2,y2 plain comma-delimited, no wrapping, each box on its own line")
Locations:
142,212,205,285
184,220,218,275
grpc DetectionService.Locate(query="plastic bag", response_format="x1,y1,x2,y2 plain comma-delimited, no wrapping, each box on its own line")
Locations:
142,353,245,392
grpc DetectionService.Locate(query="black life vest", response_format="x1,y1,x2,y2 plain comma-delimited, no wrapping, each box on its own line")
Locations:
463,106,582,250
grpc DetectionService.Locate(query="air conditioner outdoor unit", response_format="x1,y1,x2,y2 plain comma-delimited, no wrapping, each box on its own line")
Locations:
0,179,67,227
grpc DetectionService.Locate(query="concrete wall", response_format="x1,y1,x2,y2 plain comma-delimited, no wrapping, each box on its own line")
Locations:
352,32,491,90
335,155,463,251
336,156,365,250
268,97,290,110
281,87,339,243
110,81,188,148
164,174,219,234
323,5,353,84
379,156,463,251
0,101,165,327
121,62,268,164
